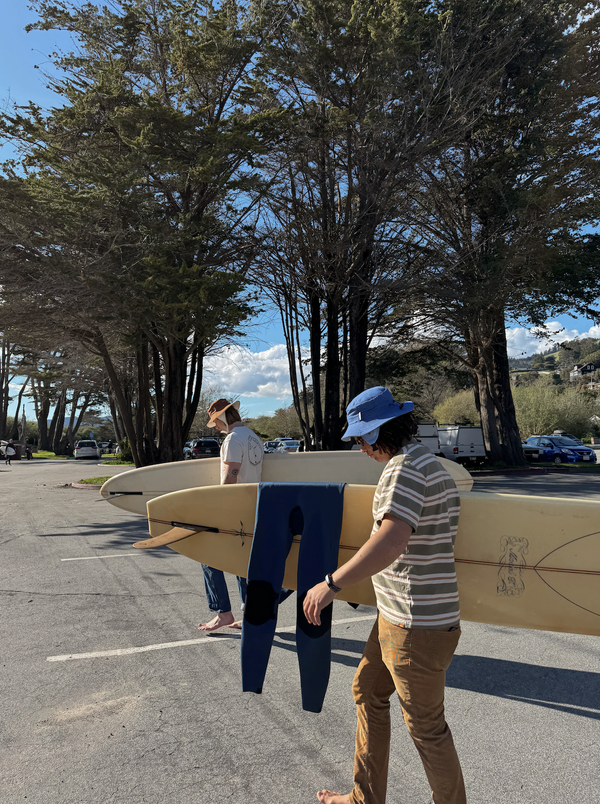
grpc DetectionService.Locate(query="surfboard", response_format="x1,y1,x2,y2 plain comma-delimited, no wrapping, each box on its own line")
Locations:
135,484,600,637
100,450,473,515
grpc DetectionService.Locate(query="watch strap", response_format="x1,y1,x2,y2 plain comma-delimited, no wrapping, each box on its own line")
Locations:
325,573,342,593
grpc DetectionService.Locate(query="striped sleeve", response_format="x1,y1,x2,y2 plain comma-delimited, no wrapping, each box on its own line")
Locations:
373,461,425,532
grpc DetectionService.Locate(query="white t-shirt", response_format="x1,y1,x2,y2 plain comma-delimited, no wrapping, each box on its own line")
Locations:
220,425,264,484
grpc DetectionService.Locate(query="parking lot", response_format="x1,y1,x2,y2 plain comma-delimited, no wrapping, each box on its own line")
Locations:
1,459,598,804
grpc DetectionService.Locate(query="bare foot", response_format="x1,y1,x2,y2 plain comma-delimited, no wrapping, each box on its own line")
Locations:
229,619,243,630
317,791,351,804
198,612,235,632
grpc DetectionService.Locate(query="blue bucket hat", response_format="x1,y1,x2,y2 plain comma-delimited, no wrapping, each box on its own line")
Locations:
342,387,414,444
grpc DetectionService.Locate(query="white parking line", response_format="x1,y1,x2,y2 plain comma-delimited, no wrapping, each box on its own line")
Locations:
46,613,375,662
61,553,142,561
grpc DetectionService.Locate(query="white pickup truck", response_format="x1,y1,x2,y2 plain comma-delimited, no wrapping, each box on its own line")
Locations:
438,425,487,465
416,422,442,456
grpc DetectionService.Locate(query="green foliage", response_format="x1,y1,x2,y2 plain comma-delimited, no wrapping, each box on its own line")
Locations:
434,391,480,426
118,437,133,462
245,405,304,440
0,0,284,464
513,384,597,439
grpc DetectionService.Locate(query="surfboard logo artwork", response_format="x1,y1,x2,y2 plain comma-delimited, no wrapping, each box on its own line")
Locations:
497,536,529,597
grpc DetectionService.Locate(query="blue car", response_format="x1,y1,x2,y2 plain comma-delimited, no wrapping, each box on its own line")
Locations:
524,436,597,464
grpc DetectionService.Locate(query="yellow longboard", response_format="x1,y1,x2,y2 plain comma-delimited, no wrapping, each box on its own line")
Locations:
101,451,473,516
136,484,600,637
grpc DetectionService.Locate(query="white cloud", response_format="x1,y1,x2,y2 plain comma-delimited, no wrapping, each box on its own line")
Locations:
207,321,600,405
204,344,301,400
505,321,600,358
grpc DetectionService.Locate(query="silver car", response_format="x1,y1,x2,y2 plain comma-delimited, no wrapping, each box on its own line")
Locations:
74,440,101,459
274,440,301,453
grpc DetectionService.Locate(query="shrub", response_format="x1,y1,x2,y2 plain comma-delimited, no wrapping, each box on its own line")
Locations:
118,437,133,462
513,384,596,438
434,390,480,425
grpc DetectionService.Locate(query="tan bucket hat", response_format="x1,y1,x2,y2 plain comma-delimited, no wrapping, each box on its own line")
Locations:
207,398,241,428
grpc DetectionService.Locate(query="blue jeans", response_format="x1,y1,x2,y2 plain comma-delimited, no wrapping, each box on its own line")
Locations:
201,565,247,614
201,565,293,614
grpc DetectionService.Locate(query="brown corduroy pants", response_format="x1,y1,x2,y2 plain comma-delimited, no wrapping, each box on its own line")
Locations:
349,615,466,804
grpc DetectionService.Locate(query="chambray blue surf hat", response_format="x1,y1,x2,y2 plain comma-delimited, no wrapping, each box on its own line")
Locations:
342,387,414,444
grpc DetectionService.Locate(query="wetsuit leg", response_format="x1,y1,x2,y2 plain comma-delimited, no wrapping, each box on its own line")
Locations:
296,484,345,712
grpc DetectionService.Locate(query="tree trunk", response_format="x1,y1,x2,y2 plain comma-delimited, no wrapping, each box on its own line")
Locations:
323,295,342,450
62,391,93,451
308,292,323,450
348,283,370,401
52,389,67,454
108,393,124,442
466,311,526,465
9,379,28,440
157,338,188,463
182,342,204,440
36,393,52,450
0,340,12,439
136,341,159,465
96,335,143,466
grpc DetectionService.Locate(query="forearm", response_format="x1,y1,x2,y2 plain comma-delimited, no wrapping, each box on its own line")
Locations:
303,515,412,626
330,516,412,589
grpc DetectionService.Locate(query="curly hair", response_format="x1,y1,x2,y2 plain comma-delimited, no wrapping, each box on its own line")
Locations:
372,412,419,456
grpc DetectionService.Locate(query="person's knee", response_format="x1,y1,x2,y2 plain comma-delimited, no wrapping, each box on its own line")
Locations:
352,666,369,704
353,672,392,710
404,709,449,743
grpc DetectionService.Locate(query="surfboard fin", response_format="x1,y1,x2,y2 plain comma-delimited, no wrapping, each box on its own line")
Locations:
133,525,202,549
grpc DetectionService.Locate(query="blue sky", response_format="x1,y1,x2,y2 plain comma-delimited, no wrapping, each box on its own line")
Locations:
2,3,599,421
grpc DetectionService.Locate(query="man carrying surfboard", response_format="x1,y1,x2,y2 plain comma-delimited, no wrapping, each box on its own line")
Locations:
197,398,264,632
304,386,466,804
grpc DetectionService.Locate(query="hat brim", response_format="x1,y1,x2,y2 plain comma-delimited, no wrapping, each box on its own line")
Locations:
342,402,414,441
207,399,240,428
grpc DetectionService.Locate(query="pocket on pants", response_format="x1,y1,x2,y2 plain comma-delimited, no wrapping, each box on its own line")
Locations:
423,628,461,672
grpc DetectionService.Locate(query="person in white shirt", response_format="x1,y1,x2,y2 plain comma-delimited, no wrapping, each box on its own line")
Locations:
197,398,264,632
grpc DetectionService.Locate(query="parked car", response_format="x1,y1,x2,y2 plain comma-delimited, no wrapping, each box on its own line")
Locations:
263,440,280,453
521,441,541,461
551,430,583,445
438,425,487,465
187,438,221,459
74,440,101,460
416,422,442,456
523,436,596,464
274,440,301,453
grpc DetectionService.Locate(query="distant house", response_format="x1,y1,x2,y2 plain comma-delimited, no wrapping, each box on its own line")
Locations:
570,362,597,381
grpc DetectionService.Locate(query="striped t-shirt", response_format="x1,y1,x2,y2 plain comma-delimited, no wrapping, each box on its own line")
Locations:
371,442,461,629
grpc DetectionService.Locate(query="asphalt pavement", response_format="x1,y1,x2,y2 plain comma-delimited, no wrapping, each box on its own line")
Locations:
473,469,600,498
1,459,598,804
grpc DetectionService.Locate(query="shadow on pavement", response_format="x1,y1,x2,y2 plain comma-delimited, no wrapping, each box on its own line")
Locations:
447,654,600,719
268,635,600,719
36,519,175,558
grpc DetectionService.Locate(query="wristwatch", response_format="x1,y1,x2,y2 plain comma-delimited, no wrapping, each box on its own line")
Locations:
325,573,342,593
